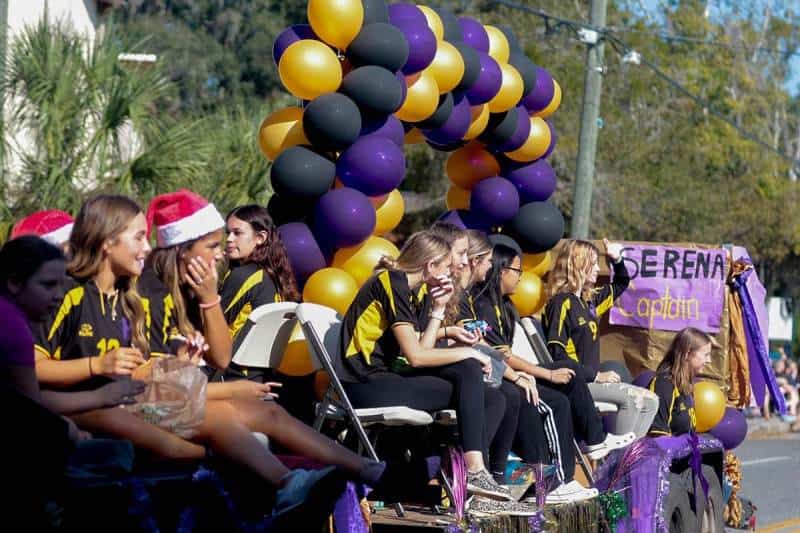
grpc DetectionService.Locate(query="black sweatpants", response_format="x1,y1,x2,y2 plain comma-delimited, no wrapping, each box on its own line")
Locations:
540,358,605,446
344,358,505,455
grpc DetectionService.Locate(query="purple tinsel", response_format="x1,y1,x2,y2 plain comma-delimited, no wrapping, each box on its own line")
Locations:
127,478,160,532
446,448,468,521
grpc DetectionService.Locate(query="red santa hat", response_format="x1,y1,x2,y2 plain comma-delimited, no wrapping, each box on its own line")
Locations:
10,209,74,245
147,189,225,248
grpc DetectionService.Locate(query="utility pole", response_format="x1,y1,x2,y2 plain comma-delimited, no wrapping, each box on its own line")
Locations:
571,0,607,239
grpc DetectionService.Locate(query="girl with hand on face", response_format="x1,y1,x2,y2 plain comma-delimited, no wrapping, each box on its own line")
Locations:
543,239,659,439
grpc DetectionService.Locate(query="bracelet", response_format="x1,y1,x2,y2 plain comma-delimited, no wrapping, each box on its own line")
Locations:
430,311,445,321
199,295,221,310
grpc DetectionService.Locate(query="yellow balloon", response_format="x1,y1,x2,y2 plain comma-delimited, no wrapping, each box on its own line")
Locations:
418,6,444,40
693,381,726,432
404,127,425,145
308,0,364,50
509,271,544,316
427,41,464,94
279,322,314,376
485,25,510,63
302,268,359,315
446,185,471,210
522,251,553,277
278,40,342,100
488,63,524,113
534,80,562,119
446,141,500,190
257,107,309,161
463,104,490,140
505,117,551,162
333,236,400,286
373,189,404,235
395,70,439,122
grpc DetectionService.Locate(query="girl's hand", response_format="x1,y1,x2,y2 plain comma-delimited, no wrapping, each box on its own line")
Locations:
596,370,621,384
548,367,575,384
468,350,492,376
230,380,282,400
176,332,209,365
184,256,219,305
447,326,479,346
429,275,455,309
94,347,145,377
515,372,539,405
604,238,624,263
97,379,146,407
63,416,91,443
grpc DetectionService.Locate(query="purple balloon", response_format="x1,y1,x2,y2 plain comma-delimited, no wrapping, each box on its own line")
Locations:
465,52,502,105
278,222,327,285
360,114,405,147
709,407,748,449
388,2,427,26
337,135,405,196
495,106,532,152
458,17,490,53
542,120,557,159
522,67,555,113
632,370,655,389
437,209,491,231
503,159,557,203
393,19,437,74
470,177,520,225
273,25,318,65
314,188,377,248
423,94,471,145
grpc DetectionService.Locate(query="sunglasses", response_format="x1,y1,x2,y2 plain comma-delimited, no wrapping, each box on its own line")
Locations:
503,266,523,274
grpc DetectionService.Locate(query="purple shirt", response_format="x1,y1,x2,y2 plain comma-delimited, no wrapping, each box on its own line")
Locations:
0,295,35,367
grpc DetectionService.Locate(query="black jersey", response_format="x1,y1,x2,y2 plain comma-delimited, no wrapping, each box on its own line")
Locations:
542,259,630,381
648,373,696,436
338,270,430,382
462,288,517,350
220,263,282,356
137,268,180,357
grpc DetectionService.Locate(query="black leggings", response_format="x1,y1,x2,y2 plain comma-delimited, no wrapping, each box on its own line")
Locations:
344,359,505,455
540,358,605,446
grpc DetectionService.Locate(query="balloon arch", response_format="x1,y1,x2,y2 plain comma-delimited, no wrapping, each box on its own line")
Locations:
259,0,564,322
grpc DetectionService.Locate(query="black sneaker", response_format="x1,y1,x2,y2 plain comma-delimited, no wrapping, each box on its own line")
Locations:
467,496,540,517
467,469,514,501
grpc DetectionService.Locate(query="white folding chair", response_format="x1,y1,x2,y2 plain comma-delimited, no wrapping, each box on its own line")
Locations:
231,302,303,368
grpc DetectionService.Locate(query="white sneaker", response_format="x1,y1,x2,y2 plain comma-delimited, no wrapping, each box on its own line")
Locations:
544,481,599,505
582,432,636,460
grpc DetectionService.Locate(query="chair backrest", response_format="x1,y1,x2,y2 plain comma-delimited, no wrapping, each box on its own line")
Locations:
232,302,302,368
294,302,343,373
512,322,540,365
520,316,554,364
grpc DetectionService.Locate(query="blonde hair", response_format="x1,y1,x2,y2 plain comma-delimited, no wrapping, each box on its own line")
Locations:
466,230,492,258
147,244,197,338
377,231,450,274
69,195,150,356
657,327,716,395
546,239,600,301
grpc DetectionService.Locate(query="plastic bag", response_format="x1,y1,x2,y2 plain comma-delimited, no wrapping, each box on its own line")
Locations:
125,357,207,439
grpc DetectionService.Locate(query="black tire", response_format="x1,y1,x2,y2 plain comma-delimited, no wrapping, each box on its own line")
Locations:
691,464,725,533
664,471,699,533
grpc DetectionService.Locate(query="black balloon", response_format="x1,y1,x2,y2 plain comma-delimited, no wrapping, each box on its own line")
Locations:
452,41,481,92
426,139,466,152
507,201,565,254
416,92,454,130
434,7,462,42
361,0,389,24
509,50,538,97
348,22,409,72
267,194,313,226
496,24,521,52
488,233,522,256
271,146,336,201
303,93,362,151
341,65,405,115
480,107,520,146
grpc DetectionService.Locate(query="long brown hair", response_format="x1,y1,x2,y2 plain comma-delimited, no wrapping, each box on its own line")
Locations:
657,327,715,395
147,244,196,338
546,239,600,301
69,195,150,356
226,205,300,302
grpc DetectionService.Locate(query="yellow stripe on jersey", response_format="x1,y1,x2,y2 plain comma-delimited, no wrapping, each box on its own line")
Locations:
224,269,264,314
229,302,253,339
565,339,577,361
595,292,615,317
48,286,85,341
378,270,396,316
557,298,571,337
141,297,152,333
162,293,175,344
345,300,388,365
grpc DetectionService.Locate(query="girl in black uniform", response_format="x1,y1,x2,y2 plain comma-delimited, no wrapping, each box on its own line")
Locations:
648,327,712,436
142,191,385,489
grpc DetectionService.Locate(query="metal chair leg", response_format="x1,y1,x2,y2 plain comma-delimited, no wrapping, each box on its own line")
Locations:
574,439,595,485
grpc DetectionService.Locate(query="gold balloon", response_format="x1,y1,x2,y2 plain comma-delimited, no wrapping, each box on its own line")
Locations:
446,141,500,190
373,189,404,235
446,185,471,210
694,381,726,432
308,0,364,50
427,41,464,94
278,40,342,100
485,25,510,63
534,80,562,119
509,271,544,316
395,70,439,122
522,251,553,277
302,268,359,315
488,62,524,113
463,104,490,140
279,322,314,376
257,107,308,161
418,5,444,40
505,116,551,162
333,236,400,286
404,127,425,144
